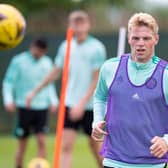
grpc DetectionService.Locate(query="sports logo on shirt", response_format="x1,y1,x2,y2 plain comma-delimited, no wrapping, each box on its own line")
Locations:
132,93,140,100
145,78,157,89
132,93,145,102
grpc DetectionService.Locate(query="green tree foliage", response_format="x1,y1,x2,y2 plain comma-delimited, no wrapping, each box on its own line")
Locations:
3,0,127,16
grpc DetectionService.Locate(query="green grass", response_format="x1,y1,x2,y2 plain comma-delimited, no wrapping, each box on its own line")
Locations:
0,134,98,168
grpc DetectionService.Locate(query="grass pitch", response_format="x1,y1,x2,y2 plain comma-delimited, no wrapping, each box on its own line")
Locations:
0,134,99,168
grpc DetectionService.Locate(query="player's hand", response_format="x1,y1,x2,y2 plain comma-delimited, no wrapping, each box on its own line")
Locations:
5,103,16,113
150,136,168,158
49,104,57,114
69,102,85,121
26,91,36,108
92,121,108,142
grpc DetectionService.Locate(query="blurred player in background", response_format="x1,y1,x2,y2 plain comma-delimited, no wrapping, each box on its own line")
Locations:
26,10,106,168
3,38,58,168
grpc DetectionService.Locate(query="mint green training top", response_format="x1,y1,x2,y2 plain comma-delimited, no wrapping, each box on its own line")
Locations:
55,36,106,110
3,51,58,110
93,55,168,168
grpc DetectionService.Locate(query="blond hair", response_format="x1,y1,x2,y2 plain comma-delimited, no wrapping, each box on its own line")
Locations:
128,13,158,34
68,10,89,23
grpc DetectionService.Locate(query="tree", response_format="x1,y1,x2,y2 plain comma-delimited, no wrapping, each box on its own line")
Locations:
4,0,127,16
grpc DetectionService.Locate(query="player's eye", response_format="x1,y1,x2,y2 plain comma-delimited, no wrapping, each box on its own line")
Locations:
143,37,152,41
132,37,139,41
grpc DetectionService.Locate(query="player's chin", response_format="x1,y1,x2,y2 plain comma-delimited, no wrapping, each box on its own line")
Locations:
136,54,148,60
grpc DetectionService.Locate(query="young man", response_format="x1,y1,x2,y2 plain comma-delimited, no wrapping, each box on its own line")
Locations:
3,38,58,168
92,13,168,168
26,10,106,168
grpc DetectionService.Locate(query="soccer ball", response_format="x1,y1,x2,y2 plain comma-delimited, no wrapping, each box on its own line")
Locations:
27,158,50,168
0,4,26,50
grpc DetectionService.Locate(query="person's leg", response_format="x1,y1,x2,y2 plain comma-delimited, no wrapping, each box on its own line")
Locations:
61,107,80,168
83,110,103,168
16,138,28,168
33,109,48,158
15,108,31,168
36,133,46,158
61,129,77,168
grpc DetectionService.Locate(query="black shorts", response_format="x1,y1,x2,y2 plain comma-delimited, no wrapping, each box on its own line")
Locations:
14,107,48,138
64,107,93,136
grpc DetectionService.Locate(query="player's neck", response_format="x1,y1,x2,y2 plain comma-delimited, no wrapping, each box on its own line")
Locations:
76,34,88,44
131,54,153,64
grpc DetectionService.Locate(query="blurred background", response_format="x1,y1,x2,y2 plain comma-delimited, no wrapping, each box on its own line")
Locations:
1,0,168,167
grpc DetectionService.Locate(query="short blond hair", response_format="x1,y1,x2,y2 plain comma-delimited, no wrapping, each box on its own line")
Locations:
68,10,89,23
128,13,159,34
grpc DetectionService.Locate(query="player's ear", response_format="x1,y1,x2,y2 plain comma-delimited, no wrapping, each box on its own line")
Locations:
154,34,159,45
127,33,131,45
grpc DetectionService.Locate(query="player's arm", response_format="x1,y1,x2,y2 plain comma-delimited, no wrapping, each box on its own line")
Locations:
91,65,108,141
69,69,100,121
69,43,106,121
45,59,59,113
47,84,59,113
92,57,120,141
2,57,18,112
79,69,99,105
79,43,107,107
26,66,61,108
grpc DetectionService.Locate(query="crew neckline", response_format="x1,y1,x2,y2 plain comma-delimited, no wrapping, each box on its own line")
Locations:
74,35,90,45
129,55,156,70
